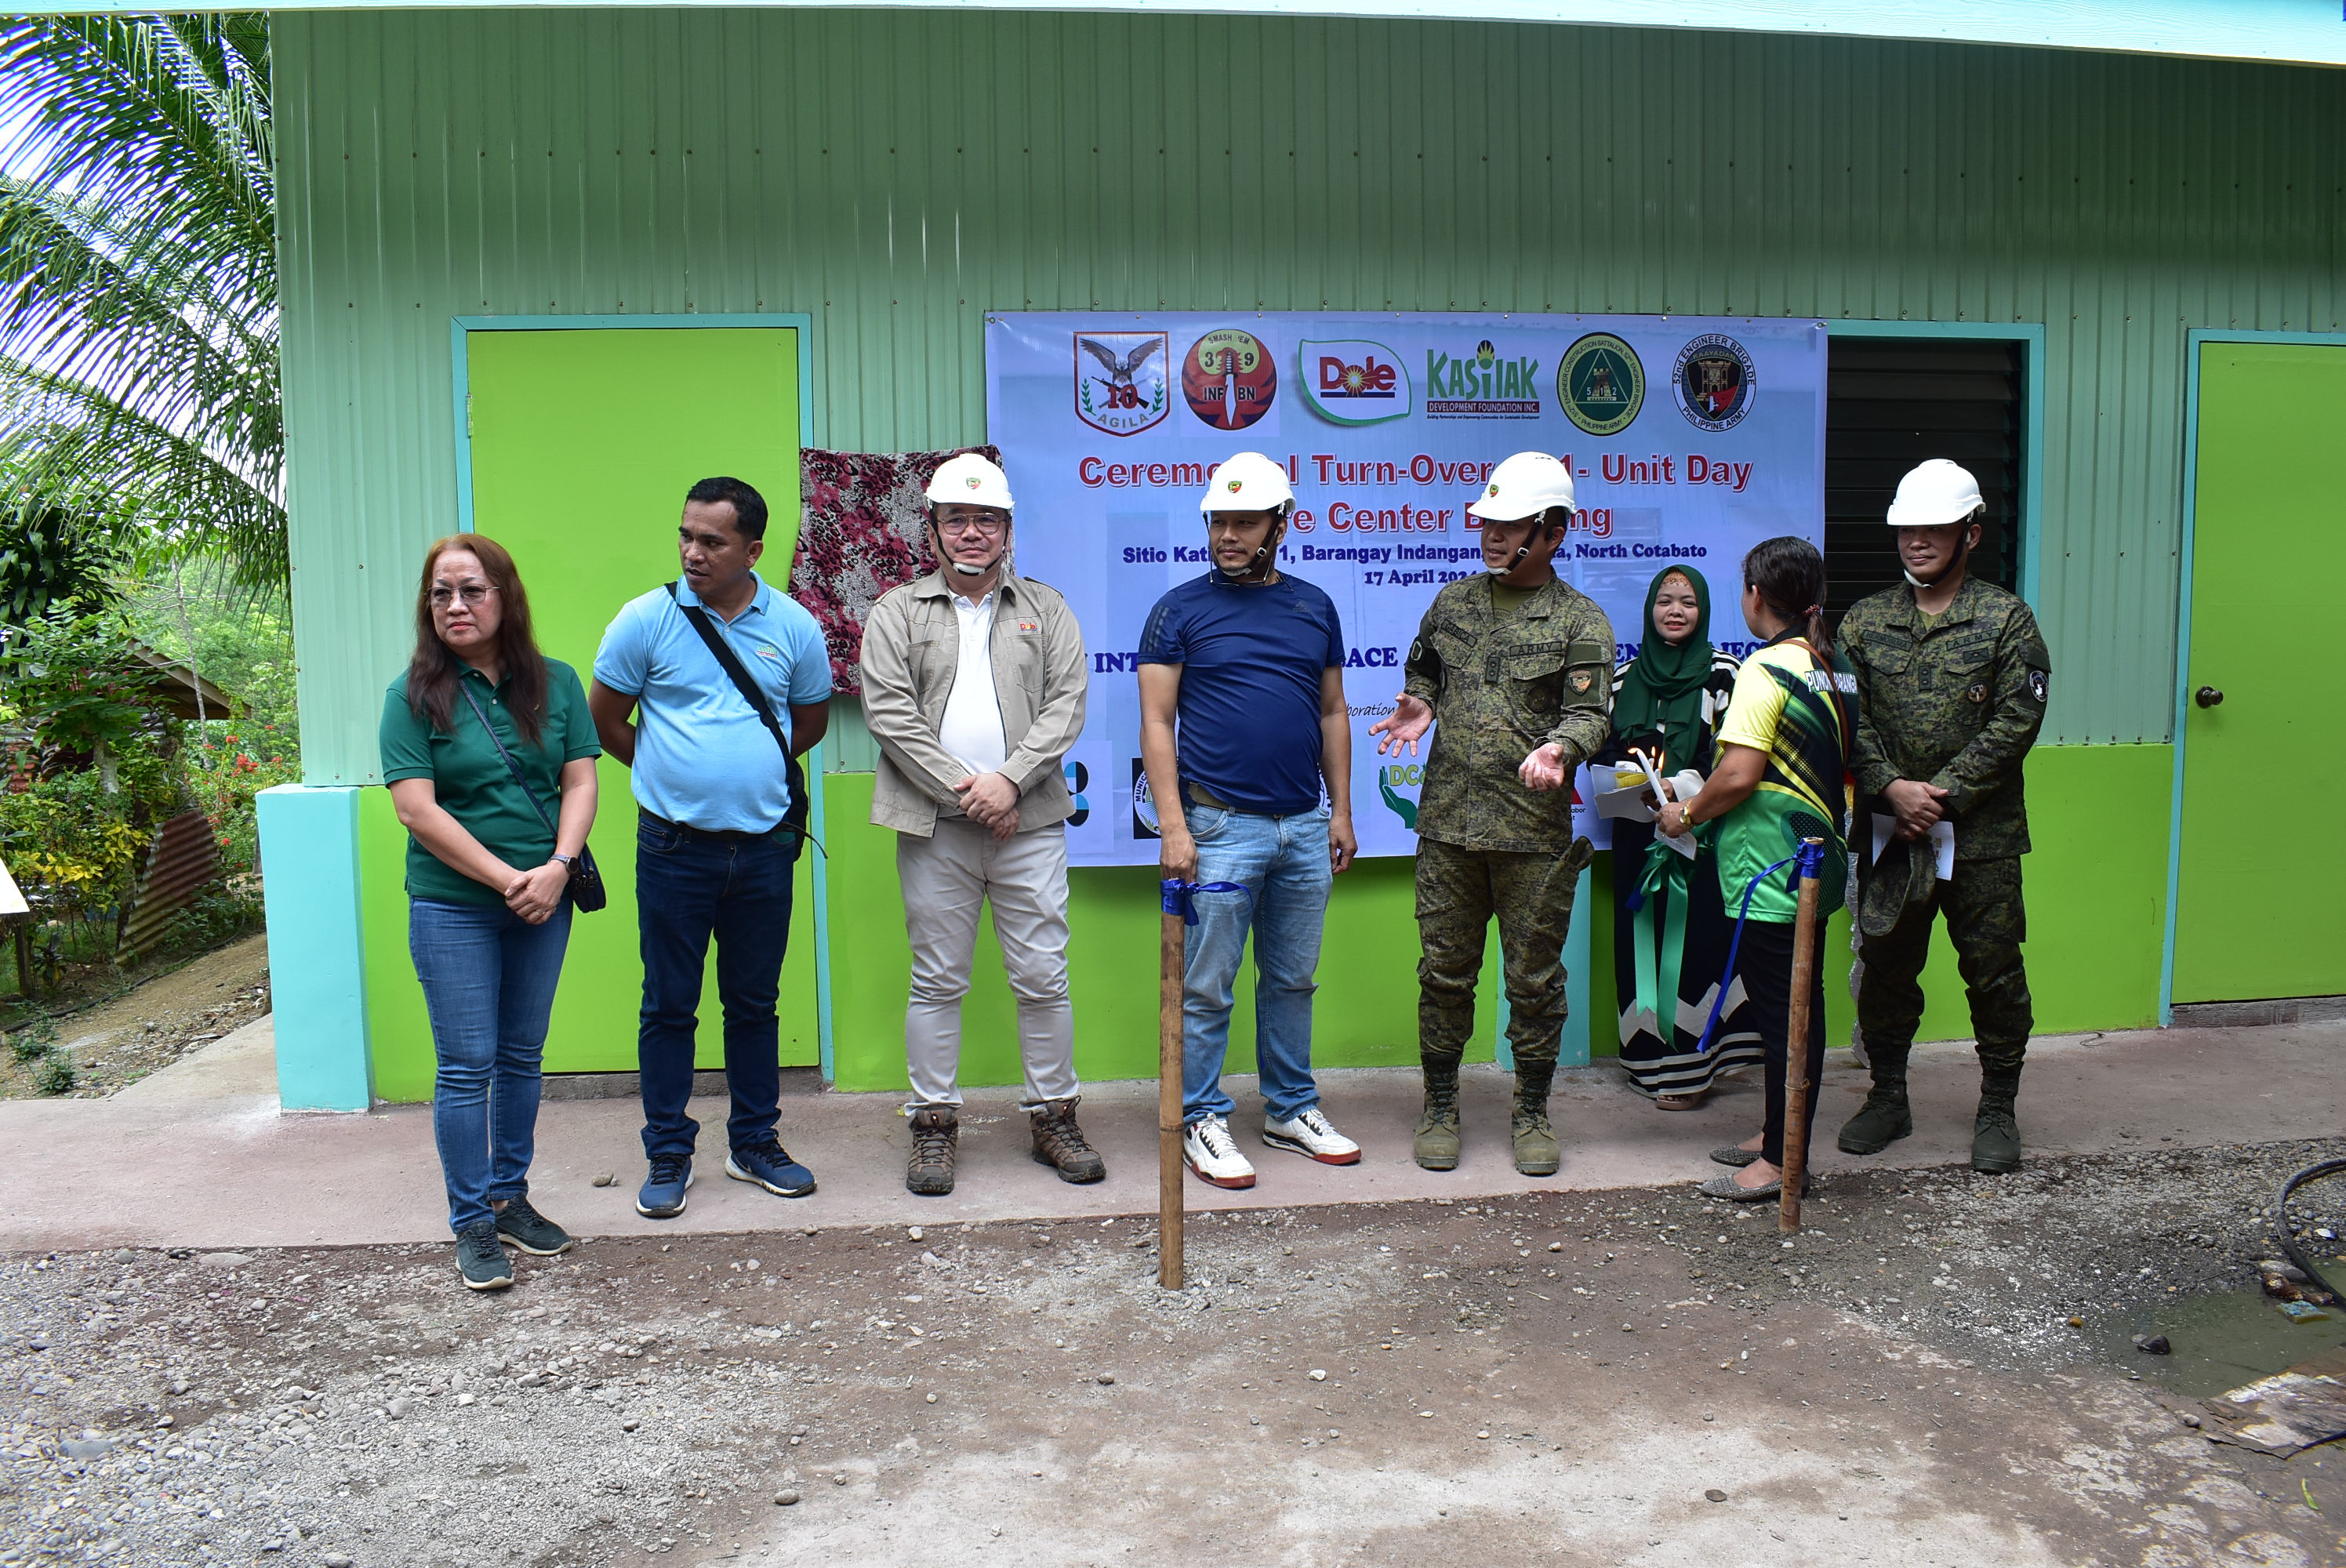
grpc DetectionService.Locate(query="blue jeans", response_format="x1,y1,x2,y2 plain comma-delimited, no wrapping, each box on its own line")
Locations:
1180,805,1331,1125
409,897,573,1236
635,815,801,1160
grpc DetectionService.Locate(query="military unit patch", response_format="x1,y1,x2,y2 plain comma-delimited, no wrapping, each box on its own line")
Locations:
2028,669,2049,702
1673,332,1756,433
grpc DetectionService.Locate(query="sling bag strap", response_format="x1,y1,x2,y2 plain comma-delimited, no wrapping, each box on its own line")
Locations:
454,681,605,912
663,583,813,841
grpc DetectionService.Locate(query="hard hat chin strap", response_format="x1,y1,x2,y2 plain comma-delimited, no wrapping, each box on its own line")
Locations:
1902,524,1971,590
932,514,1010,580
1209,514,1284,585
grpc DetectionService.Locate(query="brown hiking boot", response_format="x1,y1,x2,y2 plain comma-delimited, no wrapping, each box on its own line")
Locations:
906,1105,957,1196
1030,1099,1106,1184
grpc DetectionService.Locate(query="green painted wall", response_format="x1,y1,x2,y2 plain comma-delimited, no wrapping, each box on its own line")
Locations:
268,9,2339,1084
274,8,2344,786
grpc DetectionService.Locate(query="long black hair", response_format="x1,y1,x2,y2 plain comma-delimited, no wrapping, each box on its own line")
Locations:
1741,535,1832,659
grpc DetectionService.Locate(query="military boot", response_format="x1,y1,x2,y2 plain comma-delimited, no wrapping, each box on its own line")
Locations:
1972,1066,2023,1174
906,1105,957,1196
1413,1060,1462,1171
1510,1062,1561,1178
1030,1098,1106,1184
1837,1044,1913,1155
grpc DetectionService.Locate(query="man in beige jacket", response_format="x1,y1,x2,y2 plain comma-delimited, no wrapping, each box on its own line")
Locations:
859,452,1098,1196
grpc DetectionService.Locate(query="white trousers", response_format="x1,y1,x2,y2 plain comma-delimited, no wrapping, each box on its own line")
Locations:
897,818,1077,1111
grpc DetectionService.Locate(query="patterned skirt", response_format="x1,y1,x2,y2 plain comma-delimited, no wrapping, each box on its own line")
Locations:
1610,816,1761,1096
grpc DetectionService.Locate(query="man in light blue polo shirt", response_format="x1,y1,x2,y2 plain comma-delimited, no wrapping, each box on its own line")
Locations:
588,476,832,1218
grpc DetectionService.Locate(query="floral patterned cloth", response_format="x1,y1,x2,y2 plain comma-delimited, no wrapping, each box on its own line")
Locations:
788,445,1000,695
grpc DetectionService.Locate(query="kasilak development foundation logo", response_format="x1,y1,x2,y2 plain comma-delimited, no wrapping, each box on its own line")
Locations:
1425,339,1541,419
1075,331,1171,435
1558,332,1645,436
1299,339,1411,425
1673,333,1756,432
1182,328,1277,430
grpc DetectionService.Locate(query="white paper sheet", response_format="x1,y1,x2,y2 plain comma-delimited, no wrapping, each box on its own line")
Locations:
1871,813,1954,881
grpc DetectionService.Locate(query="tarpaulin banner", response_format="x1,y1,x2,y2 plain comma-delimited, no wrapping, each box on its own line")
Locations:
984,311,1828,866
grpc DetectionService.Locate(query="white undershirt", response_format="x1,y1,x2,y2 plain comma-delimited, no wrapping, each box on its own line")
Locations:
938,590,1010,776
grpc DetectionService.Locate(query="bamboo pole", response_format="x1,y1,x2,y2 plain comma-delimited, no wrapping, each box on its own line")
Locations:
1159,904,1186,1289
1779,837,1826,1235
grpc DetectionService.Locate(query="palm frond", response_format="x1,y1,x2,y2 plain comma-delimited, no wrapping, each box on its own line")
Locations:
0,13,279,590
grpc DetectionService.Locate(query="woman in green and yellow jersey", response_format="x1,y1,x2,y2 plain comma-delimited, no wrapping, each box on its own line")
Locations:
1657,537,1855,1202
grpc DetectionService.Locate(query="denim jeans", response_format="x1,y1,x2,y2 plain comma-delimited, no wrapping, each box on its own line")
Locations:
635,815,801,1160
409,897,573,1235
1180,805,1331,1125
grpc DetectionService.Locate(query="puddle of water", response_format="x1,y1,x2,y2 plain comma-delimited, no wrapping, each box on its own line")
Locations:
2091,1259,2346,1399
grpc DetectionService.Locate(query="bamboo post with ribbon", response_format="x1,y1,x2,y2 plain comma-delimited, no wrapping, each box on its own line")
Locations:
1779,836,1828,1234
1158,879,1188,1289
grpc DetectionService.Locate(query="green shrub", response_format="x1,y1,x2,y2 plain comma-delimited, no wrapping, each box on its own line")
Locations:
6,1031,46,1062
31,1051,73,1095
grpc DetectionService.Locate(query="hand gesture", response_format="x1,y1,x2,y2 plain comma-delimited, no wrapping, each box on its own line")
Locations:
1518,742,1570,793
953,771,1022,841
1883,779,1948,840
505,861,569,925
1160,829,1198,885
1369,693,1434,757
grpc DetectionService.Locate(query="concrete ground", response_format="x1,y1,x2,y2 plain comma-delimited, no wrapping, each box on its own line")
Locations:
5,1020,2344,1568
0,1017,2341,1251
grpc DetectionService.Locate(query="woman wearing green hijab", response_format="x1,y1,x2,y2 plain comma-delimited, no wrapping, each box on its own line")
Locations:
1599,564,1753,1109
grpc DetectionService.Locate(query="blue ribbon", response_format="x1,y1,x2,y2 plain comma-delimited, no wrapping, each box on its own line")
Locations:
1161,878,1249,925
1690,840,1830,1054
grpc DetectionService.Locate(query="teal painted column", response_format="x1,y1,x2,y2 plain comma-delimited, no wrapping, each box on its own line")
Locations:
1492,861,1593,1071
256,785,372,1110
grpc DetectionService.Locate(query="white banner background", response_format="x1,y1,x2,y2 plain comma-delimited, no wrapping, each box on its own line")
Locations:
985,311,1826,867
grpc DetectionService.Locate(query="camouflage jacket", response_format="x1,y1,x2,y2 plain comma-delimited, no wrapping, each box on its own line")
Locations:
1402,575,1614,853
1839,575,2051,859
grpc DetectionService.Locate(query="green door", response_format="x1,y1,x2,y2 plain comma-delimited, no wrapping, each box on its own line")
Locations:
2173,342,2346,1004
422,325,816,1078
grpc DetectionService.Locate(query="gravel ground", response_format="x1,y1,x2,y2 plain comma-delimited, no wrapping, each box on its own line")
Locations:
5,1138,2345,1567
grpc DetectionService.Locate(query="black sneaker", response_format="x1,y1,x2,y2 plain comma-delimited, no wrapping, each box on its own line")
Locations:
494,1196,574,1256
456,1221,514,1290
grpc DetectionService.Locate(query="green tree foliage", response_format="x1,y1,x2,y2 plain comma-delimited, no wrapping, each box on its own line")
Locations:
0,501,121,622
0,15,281,591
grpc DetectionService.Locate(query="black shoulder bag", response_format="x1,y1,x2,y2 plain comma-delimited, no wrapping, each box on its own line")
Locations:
663,583,815,844
456,683,607,913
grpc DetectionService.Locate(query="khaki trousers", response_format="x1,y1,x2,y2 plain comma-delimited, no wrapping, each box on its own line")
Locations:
897,818,1077,1110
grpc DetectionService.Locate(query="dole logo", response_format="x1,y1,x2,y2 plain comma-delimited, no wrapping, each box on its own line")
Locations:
1298,338,1412,426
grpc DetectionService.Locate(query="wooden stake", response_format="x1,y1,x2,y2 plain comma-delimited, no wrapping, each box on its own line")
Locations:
1779,837,1825,1235
1159,906,1186,1289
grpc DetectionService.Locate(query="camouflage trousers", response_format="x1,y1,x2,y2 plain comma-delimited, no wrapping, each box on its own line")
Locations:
1415,836,1593,1070
1857,855,2032,1077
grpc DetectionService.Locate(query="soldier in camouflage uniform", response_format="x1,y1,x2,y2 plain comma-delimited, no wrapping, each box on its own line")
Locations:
1838,459,2052,1174
1372,452,1614,1176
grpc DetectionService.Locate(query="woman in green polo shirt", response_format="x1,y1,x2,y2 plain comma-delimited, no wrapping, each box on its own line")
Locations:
1657,536,1854,1203
380,535,600,1290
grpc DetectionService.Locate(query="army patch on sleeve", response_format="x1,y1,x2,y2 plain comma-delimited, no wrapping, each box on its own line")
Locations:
1966,682,1988,704
2028,669,2049,702
1568,670,1594,693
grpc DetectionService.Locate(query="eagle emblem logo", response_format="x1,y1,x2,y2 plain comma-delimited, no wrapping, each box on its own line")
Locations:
1074,331,1171,436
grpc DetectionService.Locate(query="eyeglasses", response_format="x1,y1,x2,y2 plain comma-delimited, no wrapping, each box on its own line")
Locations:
935,515,1007,539
429,584,498,609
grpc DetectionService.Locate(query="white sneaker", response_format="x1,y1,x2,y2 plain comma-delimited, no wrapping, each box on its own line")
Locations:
1182,1115,1257,1189
1263,1107,1362,1166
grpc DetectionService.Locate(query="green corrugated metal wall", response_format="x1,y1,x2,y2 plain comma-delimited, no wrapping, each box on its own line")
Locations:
274,7,2344,781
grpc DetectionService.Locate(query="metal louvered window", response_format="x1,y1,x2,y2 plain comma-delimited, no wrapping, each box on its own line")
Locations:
1824,337,2024,624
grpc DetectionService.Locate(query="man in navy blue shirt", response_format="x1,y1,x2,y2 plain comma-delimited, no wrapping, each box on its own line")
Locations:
1138,452,1360,1189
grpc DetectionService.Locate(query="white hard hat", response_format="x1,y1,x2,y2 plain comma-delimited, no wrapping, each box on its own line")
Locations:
1885,459,1984,528
1200,452,1295,516
926,452,1015,511
1468,451,1576,521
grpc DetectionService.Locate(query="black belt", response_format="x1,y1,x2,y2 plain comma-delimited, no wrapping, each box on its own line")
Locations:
639,809,783,846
